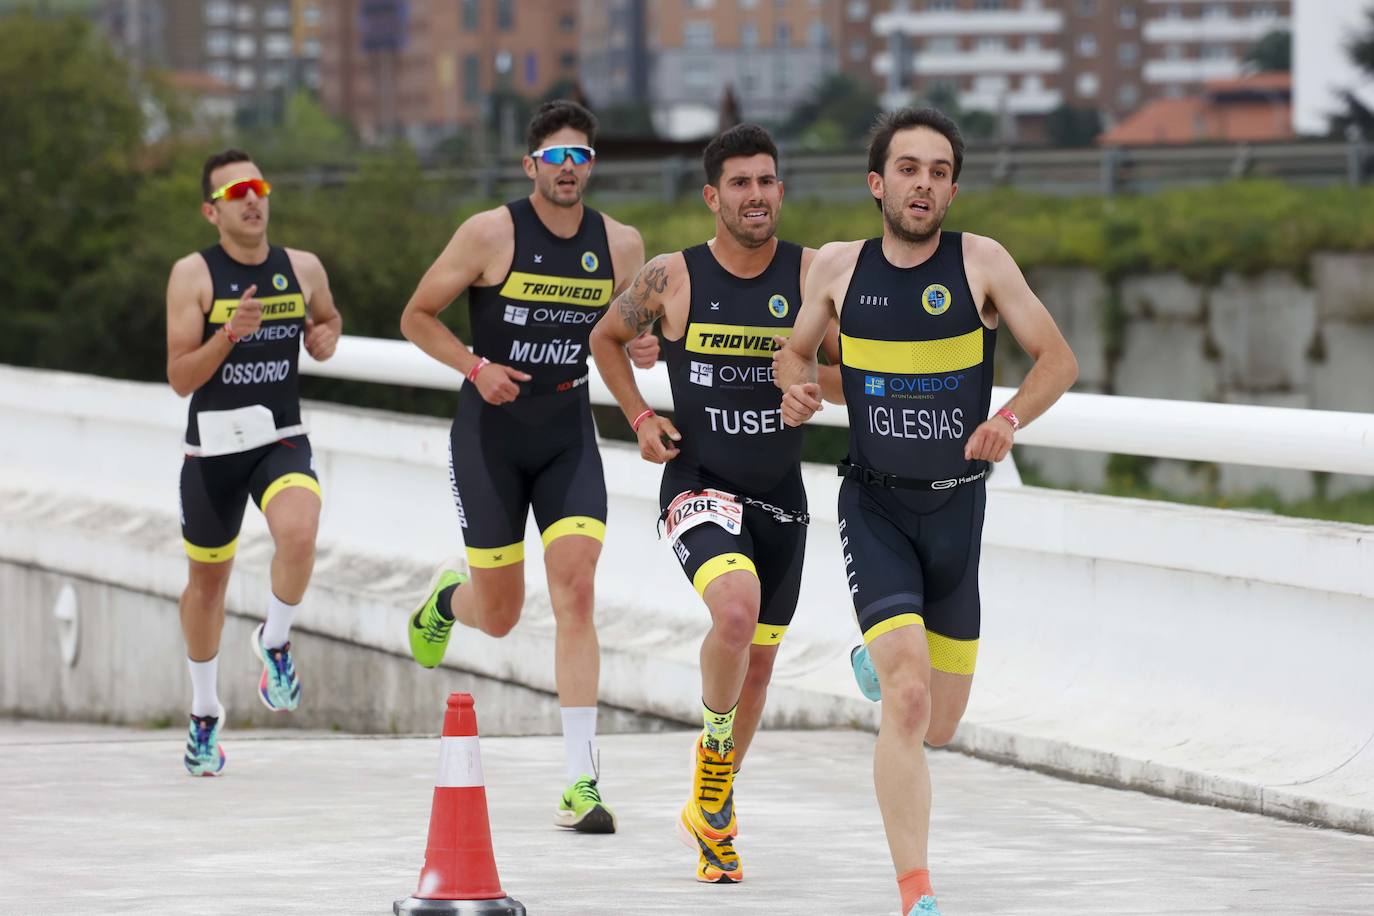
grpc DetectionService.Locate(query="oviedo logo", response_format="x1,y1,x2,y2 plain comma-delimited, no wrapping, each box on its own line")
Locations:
271,272,289,291
768,294,789,319
922,283,951,316
580,251,599,272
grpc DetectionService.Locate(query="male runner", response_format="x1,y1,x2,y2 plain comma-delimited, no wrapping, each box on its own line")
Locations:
589,124,841,883
401,101,655,833
166,149,342,776
775,108,1078,915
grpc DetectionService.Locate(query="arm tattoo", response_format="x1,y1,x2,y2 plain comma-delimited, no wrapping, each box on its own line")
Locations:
616,257,670,335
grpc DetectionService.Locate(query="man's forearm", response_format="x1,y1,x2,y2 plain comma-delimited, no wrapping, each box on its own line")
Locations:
401,310,476,376
169,332,234,396
590,332,649,424
1001,348,1077,426
774,346,818,392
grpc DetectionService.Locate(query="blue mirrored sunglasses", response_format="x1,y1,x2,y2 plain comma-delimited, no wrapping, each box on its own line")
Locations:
531,144,595,166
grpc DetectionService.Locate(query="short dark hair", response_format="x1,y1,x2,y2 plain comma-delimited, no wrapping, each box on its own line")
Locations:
866,108,965,182
201,149,253,201
702,123,779,186
526,100,598,152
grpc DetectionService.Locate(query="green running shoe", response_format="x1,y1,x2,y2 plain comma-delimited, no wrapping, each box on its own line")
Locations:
408,565,466,669
184,705,226,777
907,896,942,915
554,776,617,834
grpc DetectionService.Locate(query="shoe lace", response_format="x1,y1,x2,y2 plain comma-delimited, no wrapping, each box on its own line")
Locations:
268,645,294,683
191,716,216,755
421,610,453,645
574,743,604,803
697,755,732,804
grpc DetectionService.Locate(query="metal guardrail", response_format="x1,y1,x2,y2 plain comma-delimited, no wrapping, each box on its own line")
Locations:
276,139,1371,201
301,335,1374,477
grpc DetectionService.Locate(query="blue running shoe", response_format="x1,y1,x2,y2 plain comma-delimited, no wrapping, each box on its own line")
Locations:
907,896,941,915
251,623,301,711
184,706,226,777
851,644,881,701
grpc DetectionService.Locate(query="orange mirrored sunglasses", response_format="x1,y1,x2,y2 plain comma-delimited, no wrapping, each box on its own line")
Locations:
209,177,272,202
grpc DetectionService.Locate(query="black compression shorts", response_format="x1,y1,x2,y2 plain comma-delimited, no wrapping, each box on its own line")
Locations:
179,435,320,563
838,478,985,675
660,464,807,646
448,384,607,569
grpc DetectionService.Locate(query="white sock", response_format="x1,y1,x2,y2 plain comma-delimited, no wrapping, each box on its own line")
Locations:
561,706,599,784
261,592,299,649
188,656,220,718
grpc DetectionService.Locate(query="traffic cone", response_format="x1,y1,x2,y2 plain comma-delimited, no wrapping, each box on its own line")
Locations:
394,693,526,915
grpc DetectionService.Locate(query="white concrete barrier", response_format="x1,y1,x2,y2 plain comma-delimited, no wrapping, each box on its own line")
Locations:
2,363,1372,835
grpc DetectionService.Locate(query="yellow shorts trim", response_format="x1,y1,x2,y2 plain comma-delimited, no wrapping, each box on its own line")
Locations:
862,612,925,645
466,541,525,569
927,631,978,675
751,623,787,646
259,472,321,511
184,537,237,564
692,552,757,597
541,516,606,548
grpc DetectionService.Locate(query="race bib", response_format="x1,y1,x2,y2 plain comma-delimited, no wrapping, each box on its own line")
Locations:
196,405,279,457
665,488,744,546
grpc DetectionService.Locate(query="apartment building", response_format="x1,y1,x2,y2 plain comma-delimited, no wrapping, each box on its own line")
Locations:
319,0,580,149
581,0,847,139
869,0,1289,142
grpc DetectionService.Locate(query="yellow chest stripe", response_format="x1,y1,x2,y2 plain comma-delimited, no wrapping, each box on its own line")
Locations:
686,323,792,358
209,294,305,325
841,327,983,375
498,271,612,306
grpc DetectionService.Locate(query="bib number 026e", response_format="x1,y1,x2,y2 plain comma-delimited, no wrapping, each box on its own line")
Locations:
664,488,743,546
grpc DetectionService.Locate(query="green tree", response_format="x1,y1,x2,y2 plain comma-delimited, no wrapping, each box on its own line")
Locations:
248,89,357,172
0,13,146,369
781,73,882,150
1244,29,1291,72
1046,104,1104,147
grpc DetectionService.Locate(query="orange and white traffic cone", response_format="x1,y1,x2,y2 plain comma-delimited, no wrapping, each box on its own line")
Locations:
394,693,525,915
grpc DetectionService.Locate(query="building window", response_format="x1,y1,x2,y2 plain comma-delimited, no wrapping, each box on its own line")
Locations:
206,31,231,56
1076,72,1099,97
463,55,480,102
1117,83,1139,108
1201,44,1230,60
1165,83,1184,98
927,36,958,54
849,37,866,61
1023,74,1044,92
234,35,256,59
559,14,575,31
263,3,290,27
1163,3,1182,20
206,1,231,25
808,21,829,49
209,61,233,83
496,0,514,30
1078,35,1097,57
775,23,790,47
235,3,254,27
1164,43,1182,61
462,0,478,30
264,65,288,88
560,51,576,70
1118,42,1138,65
928,0,956,11
846,0,866,17
742,23,759,49
686,0,714,7
1250,5,1277,19
1203,3,1226,19
302,37,321,58
1024,36,1042,51
302,4,321,27
976,36,1006,54
1077,0,1096,15
235,66,255,90
684,21,714,49
1118,5,1136,28
742,0,758,7
684,61,712,90
264,33,292,58
974,0,1004,9
524,52,537,86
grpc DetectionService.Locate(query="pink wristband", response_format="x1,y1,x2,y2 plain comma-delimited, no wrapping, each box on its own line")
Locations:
631,408,654,432
995,407,1020,432
466,357,490,383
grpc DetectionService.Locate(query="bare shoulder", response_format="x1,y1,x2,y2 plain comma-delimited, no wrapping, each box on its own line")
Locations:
813,239,865,280
284,247,326,279
168,252,211,298
636,250,687,290
602,212,643,250
961,231,1013,268
457,204,514,241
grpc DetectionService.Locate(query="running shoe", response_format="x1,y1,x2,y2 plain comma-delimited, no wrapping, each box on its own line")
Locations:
184,705,226,777
907,896,942,915
688,828,742,884
408,565,467,669
251,623,301,711
554,776,617,833
679,736,737,841
851,644,882,702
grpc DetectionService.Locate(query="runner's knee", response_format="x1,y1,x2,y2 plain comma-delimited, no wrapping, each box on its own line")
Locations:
882,670,932,737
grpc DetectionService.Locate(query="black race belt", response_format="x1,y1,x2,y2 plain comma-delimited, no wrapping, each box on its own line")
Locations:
838,459,990,492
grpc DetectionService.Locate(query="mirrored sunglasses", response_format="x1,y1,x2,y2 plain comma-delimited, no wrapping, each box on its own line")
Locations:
209,178,272,202
530,145,594,166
